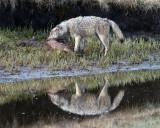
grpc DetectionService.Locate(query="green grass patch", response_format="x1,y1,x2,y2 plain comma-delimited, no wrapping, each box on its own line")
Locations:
0,28,159,71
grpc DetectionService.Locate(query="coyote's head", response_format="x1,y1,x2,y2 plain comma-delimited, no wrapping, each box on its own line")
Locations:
48,22,68,40
48,91,69,107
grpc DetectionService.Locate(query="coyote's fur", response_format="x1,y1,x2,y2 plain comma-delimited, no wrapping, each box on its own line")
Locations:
48,16,124,55
48,78,124,115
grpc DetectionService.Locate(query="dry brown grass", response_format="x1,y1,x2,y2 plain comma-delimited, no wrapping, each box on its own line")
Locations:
0,0,160,9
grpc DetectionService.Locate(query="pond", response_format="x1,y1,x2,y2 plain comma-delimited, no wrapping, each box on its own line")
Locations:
0,72,160,128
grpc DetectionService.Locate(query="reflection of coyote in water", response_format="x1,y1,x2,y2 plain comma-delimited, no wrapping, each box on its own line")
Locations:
48,78,124,115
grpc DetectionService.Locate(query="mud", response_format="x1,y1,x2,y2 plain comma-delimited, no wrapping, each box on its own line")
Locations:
0,60,160,84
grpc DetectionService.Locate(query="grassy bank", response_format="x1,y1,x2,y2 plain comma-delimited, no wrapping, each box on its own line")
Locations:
0,28,159,71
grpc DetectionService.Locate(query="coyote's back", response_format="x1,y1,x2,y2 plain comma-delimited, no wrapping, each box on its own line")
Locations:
48,16,124,55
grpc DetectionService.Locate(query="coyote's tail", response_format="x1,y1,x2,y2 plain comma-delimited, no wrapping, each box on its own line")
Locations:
108,20,124,41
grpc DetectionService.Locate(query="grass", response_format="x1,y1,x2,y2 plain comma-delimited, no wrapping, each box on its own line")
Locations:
78,107,160,128
0,0,160,10
3,108,160,128
0,27,159,71
30,113,160,128
128,116,160,128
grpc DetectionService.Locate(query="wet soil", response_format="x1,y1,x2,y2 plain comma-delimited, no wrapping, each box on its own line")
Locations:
0,60,160,84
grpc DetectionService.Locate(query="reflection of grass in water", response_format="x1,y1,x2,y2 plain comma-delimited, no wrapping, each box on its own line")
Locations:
6,111,160,128
0,28,160,71
0,70,160,105
1,95,160,128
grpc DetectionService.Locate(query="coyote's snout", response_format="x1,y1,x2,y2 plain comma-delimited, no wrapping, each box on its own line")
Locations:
48,79,124,115
48,24,68,40
48,16,124,55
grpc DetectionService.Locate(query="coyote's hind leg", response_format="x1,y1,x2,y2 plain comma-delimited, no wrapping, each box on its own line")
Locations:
96,22,110,56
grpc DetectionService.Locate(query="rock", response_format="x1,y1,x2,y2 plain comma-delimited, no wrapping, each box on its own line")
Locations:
46,39,73,53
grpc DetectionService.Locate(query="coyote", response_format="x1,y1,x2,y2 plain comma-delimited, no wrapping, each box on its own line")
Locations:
48,16,124,55
48,78,124,115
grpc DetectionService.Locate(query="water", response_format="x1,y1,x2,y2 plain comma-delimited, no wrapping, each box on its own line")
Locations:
0,76,160,128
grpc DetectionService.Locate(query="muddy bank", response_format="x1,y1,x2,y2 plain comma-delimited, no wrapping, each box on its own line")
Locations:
0,60,160,84
0,79,160,127
0,1,160,32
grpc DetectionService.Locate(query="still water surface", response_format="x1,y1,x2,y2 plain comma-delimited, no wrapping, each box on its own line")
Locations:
0,76,160,128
